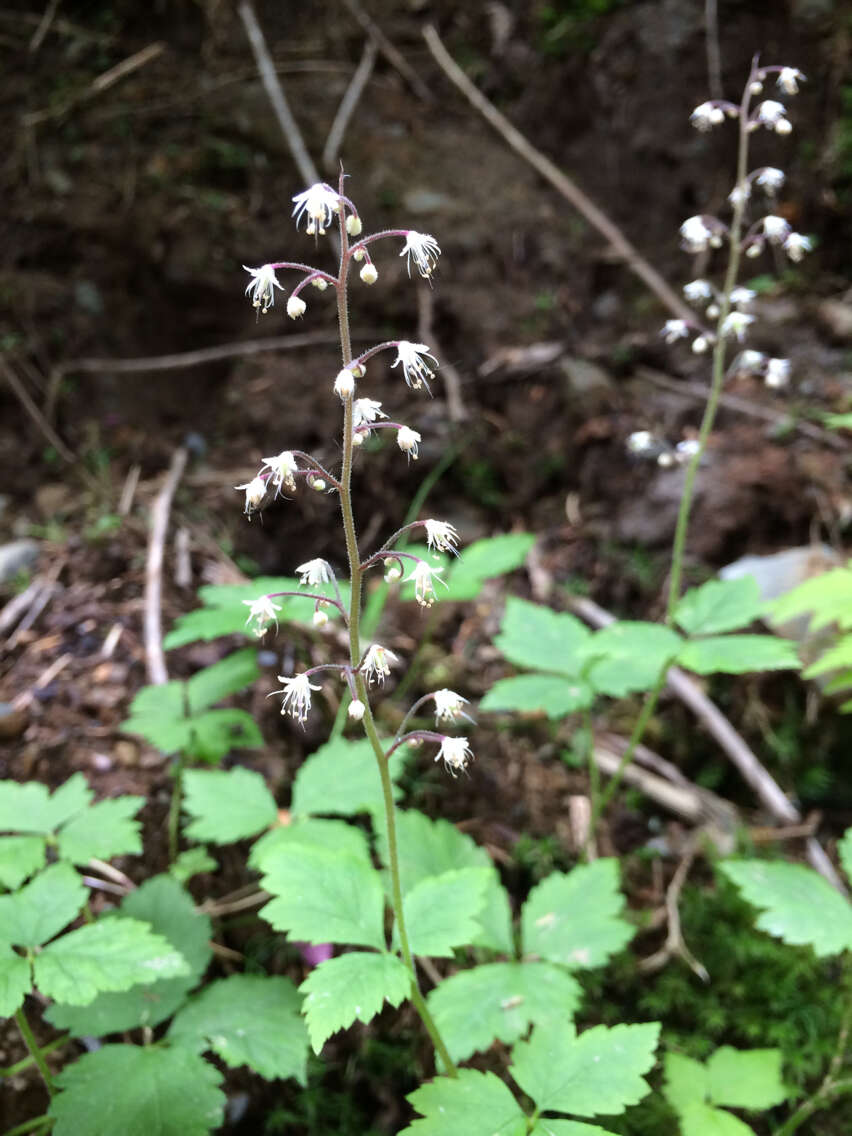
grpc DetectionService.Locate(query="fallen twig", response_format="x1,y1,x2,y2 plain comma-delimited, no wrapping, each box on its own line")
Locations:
422,24,694,324
638,836,709,980
323,38,378,172
144,449,187,686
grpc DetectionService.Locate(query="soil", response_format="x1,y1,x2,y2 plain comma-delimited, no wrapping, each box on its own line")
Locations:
1,1,851,1132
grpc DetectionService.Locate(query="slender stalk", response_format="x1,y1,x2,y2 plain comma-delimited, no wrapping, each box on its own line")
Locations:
3,1116,53,1136
332,184,456,1075
14,1008,54,1098
1,1033,69,1079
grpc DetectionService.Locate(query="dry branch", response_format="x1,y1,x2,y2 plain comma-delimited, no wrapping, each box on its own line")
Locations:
144,449,187,686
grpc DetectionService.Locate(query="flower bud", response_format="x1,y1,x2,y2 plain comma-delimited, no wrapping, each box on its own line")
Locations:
346,214,363,236
312,278,328,291
360,262,378,285
348,699,365,721
334,368,356,399
313,608,329,627
287,295,306,320
311,478,327,492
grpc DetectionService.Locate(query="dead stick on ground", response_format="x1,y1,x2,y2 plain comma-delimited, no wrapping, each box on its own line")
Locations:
323,38,378,171
422,24,694,325
568,593,846,892
639,837,708,980
145,449,187,686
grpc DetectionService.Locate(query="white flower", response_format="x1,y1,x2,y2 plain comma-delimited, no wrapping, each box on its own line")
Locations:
346,213,362,236
783,232,812,262
662,319,689,344
756,167,785,192
690,101,724,130
765,358,791,388
406,560,445,608
334,368,356,399
764,215,792,243
777,67,804,95
360,262,378,285
728,183,751,208
721,312,755,341
434,736,474,776
235,475,267,514
243,265,283,314
287,295,307,320
291,183,340,235
275,673,321,725
737,349,767,373
397,426,422,460
774,118,793,135
262,451,298,493
362,644,399,685
400,231,441,278
348,699,365,721
243,595,281,637
675,439,701,462
312,608,329,627
683,279,714,303
424,519,460,556
691,336,710,354
680,216,713,253
627,430,654,454
384,558,403,582
392,341,438,392
729,286,756,308
352,398,387,433
433,689,470,724
756,100,787,127
296,558,333,588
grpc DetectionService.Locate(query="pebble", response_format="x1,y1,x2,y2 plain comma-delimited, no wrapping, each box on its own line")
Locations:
0,540,39,584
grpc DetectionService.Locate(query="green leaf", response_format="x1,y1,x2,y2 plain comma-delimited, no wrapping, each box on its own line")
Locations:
803,636,852,678
186,648,259,713
494,597,590,676
402,868,491,957
260,845,386,950
169,974,309,1082
377,811,513,954
0,862,86,947
719,860,852,956
427,961,583,1063
291,736,407,818
170,847,218,884
444,534,536,601
49,1044,225,1136
840,827,852,888
0,773,91,835
35,917,189,1005
580,623,682,696
480,674,594,717
510,1021,660,1116
299,951,410,1054
56,796,144,864
402,1069,528,1136
674,577,763,636
767,567,852,633
0,835,47,889
249,817,372,874
677,635,799,675
677,1103,755,1136
531,1123,618,1136
0,942,32,1016
663,1052,708,1112
46,876,211,1034
184,708,264,762
521,859,634,968
182,768,277,844
823,412,852,430
706,1047,786,1109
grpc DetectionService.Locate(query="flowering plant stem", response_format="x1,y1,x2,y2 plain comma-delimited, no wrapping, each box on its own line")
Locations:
14,1007,54,1099
332,196,457,1076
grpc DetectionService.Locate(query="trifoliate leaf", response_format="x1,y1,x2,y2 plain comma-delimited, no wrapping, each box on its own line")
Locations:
677,635,799,675
444,534,536,601
663,1052,708,1112
0,942,32,1016
169,974,308,1082
46,876,211,1034
401,868,491,957
291,736,407,818
0,862,87,947
719,860,852,956
767,567,852,633
35,917,189,1005
531,1122,619,1136
521,859,634,968
705,1047,786,1110
494,597,590,676
183,708,264,762
49,1044,225,1136
0,835,46,889
480,674,594,717
674,577,763,636
249,817,371,874
185,648,259,713
427,961,583,1063
0,773,91,835
260,844,385,949
840,827,852,888
56,796,144,864
299,951,410,1054
170,847,217,884
182,767,277,844
580,623,682,696
510,1021,660,1116
401,1068,528,1136
676,1103,755,1136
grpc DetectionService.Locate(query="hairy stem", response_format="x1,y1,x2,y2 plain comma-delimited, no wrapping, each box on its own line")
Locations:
14,1007,54,1099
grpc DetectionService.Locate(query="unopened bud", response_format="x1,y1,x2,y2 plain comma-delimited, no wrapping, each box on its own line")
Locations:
313,608,329,627
334,368,356,399
312,278,328,291
348,699,365,721
360,262,378,285
346,214,363,236
311,478,327,492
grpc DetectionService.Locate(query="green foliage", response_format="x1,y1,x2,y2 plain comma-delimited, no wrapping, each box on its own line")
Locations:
49,1044,226,1136
181,766,277,844
400,867,491,956
291,735,409,818
663,1047,788,1135
299,952,410,1053
122,648,263,762
402,1068,529,1136
676,635,798,675
673,577,764,636
399,533,535,605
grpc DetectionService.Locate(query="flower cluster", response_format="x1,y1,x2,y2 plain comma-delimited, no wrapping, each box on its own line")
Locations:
627,431,701,469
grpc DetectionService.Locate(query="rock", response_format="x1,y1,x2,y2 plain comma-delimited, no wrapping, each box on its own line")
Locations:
560,356,614,396
816,298,852,343
0,539,39,584
0,703,27,741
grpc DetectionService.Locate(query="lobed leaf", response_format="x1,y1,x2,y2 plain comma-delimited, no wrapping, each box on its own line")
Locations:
0,942,32,1017
705,1046,787,1110
531,1123,619,1136
401,868,491,957
401,1068,528,1136
291,736,407,818
0,862,87,948
0,773,91,835
444,534,536,601
299,951,410,1054
0,835,47,889
56,796,144,864
250,816,372,874
677,635,799,675
493,597,590,676
677,1103,755,1135
663,1052,708,1112
767,566,852,633
185,647,259,713
580,623,682,696
170,847,218,884
674,577,763,636
481,674,594,718
182,767,277,844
